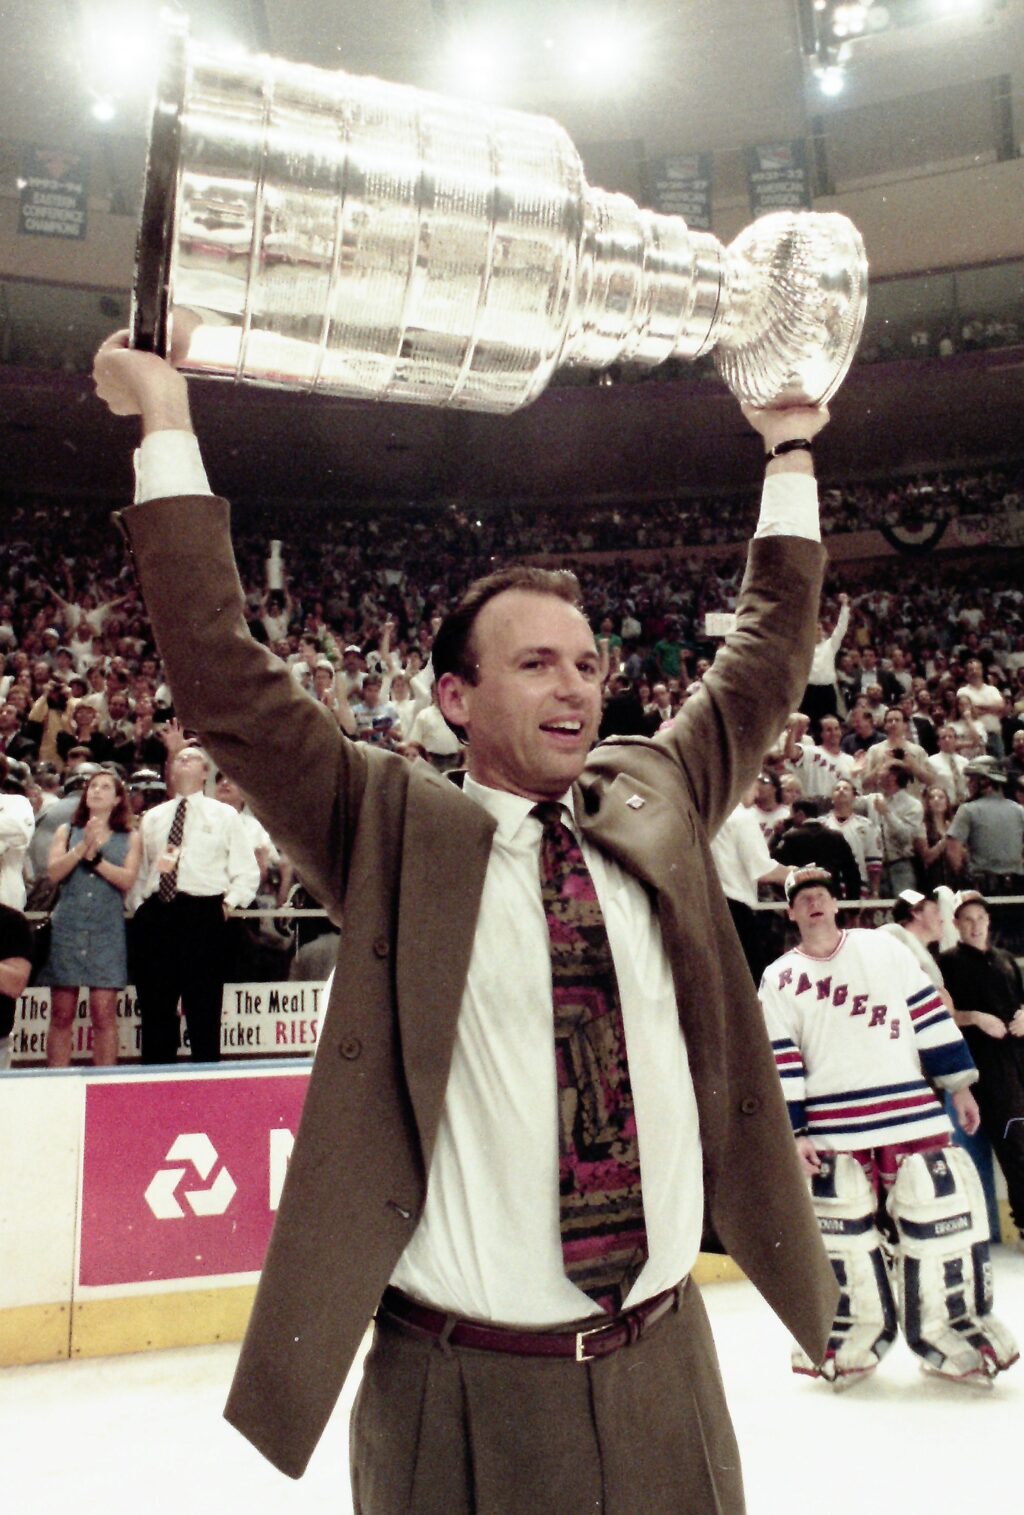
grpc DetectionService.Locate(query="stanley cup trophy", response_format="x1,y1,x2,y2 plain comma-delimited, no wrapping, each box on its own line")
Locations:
132,16,868,413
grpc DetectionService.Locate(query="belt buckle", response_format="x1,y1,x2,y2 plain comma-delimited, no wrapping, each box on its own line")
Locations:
575,1322,606,1363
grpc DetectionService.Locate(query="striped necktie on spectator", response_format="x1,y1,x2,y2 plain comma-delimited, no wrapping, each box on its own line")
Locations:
533,801,648,1314
158,797,188,903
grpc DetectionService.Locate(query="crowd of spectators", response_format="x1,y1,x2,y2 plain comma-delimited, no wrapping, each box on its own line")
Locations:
1,455,1023,1064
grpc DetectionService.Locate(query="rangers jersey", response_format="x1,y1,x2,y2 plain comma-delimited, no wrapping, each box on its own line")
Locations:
759,928,976,1150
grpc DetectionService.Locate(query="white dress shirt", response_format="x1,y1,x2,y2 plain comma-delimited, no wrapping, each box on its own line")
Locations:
134,431,821,1324
407,703,463,758
808,600,849,685
138,793,259,910
710,803,775,908
238,808,278,867
822,810,880,889
956,680,1004,736
930,748,969,806
390,780,704,1324
134,436,821,543
0,794,35,911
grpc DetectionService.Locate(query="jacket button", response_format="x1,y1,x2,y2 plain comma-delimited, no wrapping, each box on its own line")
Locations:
739,1096,760,1115
373,938,390,958
339,1036,362,1060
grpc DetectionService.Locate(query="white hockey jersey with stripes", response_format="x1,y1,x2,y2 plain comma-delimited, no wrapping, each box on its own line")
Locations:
758,928,976,1150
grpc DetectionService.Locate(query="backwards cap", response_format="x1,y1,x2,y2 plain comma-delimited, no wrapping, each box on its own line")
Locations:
784,864,838,905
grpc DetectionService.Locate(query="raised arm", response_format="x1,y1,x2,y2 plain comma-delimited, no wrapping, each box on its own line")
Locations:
92,332,367,917
650,404,829,833
827,594,850,654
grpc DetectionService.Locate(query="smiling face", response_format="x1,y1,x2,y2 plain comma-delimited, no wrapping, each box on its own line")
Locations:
956,902,990,950
437,588,602,802
819,716,841,751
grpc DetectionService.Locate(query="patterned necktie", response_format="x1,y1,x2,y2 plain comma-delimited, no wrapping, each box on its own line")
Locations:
158,797,188,903
533,801,648,1314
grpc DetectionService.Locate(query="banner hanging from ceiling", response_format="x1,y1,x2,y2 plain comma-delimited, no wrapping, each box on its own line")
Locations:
746,140,811,218
19,147,89,240
648,152,713,231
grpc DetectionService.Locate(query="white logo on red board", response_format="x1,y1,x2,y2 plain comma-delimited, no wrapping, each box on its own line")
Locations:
143,1132,238,1220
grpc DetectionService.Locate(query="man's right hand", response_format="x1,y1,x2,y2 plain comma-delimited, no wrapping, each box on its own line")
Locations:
795,1135,822,1176
92,322,196,434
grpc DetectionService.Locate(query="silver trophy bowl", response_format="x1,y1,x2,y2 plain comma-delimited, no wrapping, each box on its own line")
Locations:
132,17,867,413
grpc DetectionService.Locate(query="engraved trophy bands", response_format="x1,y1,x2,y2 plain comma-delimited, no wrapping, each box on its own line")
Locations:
132,17,867,413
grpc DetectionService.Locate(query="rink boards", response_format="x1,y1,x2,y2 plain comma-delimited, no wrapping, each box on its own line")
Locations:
2,1059,1011,1368
10,982,327,1064
0,1064,312,1366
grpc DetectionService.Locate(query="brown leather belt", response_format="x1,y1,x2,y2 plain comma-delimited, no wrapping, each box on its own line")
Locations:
379,1280,686,1364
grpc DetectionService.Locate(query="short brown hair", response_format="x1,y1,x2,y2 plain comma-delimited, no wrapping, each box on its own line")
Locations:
432,566,584,742
432,566,584,687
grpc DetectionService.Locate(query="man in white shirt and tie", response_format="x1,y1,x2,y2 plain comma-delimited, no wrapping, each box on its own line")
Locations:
930,722,970,807
134,746,259,1062
94,329,837,1513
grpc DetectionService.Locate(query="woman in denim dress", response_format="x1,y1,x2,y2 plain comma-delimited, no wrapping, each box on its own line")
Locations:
41,769,140,1065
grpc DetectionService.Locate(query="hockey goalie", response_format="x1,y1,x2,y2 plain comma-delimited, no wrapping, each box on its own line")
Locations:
759,864,1018,1389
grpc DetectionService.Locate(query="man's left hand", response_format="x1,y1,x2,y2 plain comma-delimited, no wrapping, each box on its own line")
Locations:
741,403,830,452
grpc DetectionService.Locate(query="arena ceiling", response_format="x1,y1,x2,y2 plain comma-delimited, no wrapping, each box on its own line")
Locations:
0,1,1022,507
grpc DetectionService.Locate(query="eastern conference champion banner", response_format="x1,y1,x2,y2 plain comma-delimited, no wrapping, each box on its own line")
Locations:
648,152,713,232
746,140,811,218
18,147,89,240
11,982,327,1063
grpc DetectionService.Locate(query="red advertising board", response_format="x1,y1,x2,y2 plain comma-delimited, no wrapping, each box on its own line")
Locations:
79,1072,310,1287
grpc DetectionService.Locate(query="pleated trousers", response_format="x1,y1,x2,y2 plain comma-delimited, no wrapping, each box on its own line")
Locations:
350,1280,744,1515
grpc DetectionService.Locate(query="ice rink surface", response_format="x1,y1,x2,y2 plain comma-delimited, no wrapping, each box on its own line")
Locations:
5,1249,1023,1514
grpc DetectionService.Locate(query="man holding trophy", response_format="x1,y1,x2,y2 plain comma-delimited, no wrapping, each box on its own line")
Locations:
93,328,832,1512
90,16,874,1512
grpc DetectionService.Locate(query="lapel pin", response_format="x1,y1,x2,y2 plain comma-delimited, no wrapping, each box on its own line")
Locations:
626,794,645,810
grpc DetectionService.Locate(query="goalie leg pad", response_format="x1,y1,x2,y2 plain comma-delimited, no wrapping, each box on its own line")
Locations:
888,1144,1019,1379
800,1152,897,1383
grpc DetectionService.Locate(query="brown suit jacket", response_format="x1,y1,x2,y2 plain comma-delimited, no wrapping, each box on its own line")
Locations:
122,497,837,1479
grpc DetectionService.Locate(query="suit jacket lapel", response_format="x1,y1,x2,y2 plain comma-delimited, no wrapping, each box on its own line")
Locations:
396,765,495,1170
578,771,695,894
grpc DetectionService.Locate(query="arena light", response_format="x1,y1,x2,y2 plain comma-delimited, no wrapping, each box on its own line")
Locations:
90,97,117,124
78,3,161,105
442,28,515,99
566,14,645,88
818,64,846,96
